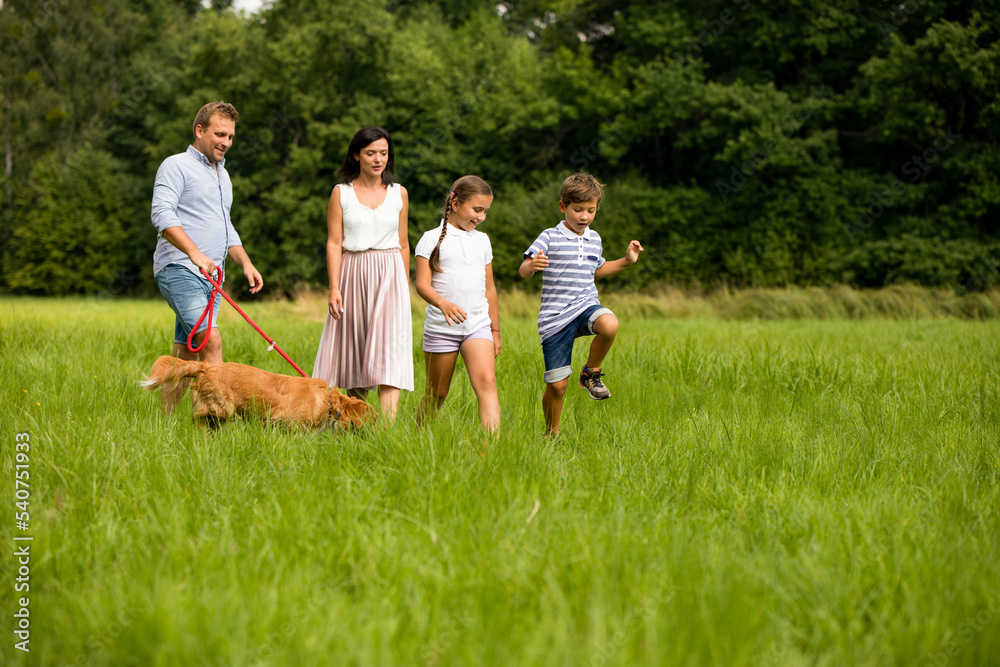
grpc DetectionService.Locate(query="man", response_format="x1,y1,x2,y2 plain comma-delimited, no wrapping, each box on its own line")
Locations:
151,101,263,408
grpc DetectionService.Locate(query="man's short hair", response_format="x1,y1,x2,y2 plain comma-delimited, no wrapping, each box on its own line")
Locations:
560,172,605,205
192,101,239,136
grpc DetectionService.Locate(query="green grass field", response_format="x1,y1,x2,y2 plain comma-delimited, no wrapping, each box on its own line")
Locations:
2,294,999,666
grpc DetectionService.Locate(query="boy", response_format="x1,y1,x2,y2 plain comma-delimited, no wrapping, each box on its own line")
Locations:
519,173,643,435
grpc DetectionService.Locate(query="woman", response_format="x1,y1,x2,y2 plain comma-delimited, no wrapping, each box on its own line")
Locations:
313,126,413,420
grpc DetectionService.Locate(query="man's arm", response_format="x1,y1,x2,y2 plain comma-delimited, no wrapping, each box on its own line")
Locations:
226,245,263,294
152,159,220,276
160,226,216,276
151,159,184,234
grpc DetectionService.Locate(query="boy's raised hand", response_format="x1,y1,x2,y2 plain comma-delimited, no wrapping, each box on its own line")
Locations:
626,240,644,264
532,252,549,271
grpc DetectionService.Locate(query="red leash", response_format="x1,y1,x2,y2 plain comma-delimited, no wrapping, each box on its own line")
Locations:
187,268,309,378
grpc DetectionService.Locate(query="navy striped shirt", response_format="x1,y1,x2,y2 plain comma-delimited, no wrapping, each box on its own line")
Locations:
524,221,607,341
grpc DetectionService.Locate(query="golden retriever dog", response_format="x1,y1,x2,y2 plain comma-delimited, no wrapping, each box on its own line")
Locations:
141,355,374,429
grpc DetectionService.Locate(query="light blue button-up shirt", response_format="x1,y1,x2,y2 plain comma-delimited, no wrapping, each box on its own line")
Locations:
151,145,242,280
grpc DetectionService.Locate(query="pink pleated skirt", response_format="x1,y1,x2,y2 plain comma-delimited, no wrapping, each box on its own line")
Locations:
313,249,414,391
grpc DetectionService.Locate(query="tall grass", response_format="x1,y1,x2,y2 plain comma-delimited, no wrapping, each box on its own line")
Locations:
1,294,998,666
583,283,1000,321
301,282,1000,322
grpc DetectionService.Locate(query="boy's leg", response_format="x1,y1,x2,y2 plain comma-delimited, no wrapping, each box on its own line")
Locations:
585,312,619,369
543,379,569,435
459,338,499,434
541,313,585,435
418,350,460,425
579,309,617,400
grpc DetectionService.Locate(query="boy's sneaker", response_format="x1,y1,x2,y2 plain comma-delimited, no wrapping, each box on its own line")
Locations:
579,366,610,400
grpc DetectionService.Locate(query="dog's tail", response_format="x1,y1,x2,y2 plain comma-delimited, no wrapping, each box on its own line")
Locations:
140,355,205,391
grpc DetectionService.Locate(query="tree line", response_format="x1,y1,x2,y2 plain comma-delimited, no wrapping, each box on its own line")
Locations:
2,0,998,297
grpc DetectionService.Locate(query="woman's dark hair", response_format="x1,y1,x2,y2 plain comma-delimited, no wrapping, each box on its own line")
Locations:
336,126,396,186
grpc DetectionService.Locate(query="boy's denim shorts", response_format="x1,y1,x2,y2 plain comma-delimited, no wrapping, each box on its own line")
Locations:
541,305,615,384
155,264,222,344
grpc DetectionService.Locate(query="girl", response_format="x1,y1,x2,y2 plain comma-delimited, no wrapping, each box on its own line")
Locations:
414,175,501,434
313,126,414,420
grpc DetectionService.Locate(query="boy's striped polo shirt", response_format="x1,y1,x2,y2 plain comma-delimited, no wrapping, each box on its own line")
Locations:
524,221,607,342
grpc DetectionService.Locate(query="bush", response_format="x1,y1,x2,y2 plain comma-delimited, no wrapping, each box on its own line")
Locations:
4,148,138,295
831,235,1000,291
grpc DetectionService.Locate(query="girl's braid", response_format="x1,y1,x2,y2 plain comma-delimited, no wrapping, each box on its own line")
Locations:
428,192,453,273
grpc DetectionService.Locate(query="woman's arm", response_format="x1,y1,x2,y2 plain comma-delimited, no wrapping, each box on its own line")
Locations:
398,186,410,279
326,186,345,318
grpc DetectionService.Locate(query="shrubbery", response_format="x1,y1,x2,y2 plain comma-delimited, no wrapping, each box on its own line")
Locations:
2,0,998,295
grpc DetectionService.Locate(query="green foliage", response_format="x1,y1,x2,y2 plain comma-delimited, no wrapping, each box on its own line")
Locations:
4,148,137,295
852,13,1000,240
832,235,1000,290
3,0,1000,294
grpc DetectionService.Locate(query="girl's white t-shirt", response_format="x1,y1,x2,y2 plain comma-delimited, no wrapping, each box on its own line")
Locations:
415,222,493,336
339,182,403,251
